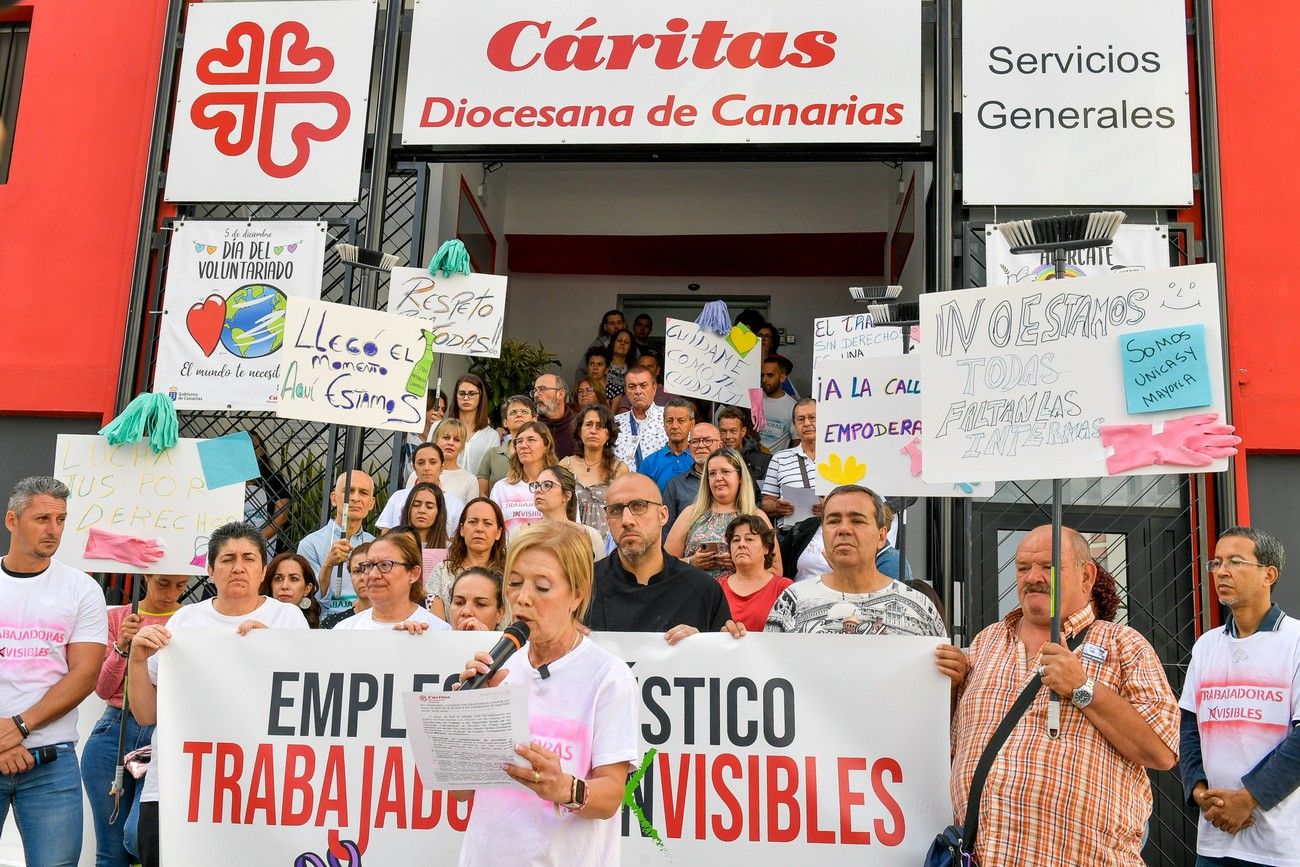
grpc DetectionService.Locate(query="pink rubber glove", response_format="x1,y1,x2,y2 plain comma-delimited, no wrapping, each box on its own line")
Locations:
1099,412,1240,475
749,387,766,432
84,527,165,568
901,435,923,476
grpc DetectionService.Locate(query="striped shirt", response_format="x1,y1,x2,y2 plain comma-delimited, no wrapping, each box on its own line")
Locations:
951,605,1180,867
759,445,816,527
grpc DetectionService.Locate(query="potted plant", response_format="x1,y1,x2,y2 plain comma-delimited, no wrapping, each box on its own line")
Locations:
469,338,561,424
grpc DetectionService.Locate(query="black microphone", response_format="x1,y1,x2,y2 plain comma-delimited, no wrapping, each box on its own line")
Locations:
461,622,529,690
31,745,59,766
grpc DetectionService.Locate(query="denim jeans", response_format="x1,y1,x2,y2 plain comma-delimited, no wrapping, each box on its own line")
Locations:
0,742,83,867
80,705,155,867
1196,857,1270,867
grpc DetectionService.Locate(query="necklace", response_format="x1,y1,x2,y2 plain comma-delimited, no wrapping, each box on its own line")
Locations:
582,453,601,469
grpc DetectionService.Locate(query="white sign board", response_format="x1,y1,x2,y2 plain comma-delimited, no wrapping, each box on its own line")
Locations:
165,1,377,203
152,221,327,410
386,267,508,358
814,355,992,497
54,436,245,575
919,263,1229,483
159,629,950,865
663,319,762,408
813,314,907,364
277,298,436,433
403,0,921,146
961,0,1193,205
985,224,1171,285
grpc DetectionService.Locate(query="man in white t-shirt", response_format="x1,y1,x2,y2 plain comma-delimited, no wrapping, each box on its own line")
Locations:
1181,526,1300,867
0,476,108,866
759,356,797,452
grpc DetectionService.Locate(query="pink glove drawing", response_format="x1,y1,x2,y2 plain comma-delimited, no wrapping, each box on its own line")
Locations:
1099,412,1240,475
748,387,767,432
84,526,165,568
901,435,923,477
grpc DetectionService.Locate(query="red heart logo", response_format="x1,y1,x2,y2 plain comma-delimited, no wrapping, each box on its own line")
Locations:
191,92,258,156
266,21,333,84
196,21,264,85
257,92,350,178
186,294,227,357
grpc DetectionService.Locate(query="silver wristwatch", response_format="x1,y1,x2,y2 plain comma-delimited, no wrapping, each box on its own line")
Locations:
1071,678,1095,710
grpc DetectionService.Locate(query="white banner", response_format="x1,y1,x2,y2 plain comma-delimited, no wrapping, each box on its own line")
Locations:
165,1,377,203
814,355,993,498
53,436,245,575
157,630,949,865
402,0,921,146
386,267,508,359
919,263,1228,483
152,221,326,411
277,298,436,434
663,319,762,408
985,224,1171,286
961,0,1193,205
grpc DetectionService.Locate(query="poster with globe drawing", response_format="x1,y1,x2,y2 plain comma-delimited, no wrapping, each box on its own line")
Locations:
152,221,328,411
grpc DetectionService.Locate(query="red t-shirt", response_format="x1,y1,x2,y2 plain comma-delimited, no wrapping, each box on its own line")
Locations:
719,573,794,632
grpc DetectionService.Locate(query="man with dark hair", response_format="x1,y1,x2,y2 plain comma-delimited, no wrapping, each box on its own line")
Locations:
759,355,797,451
944,523,1179,866
717,406,770,501
0,476,107,864
532,372,578,458
637,398,696,491
478,395,537,496
613,351,668,412
1181,526,1300,865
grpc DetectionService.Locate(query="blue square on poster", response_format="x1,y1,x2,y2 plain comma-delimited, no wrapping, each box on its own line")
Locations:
1120,324,1213,414
196,432,258,489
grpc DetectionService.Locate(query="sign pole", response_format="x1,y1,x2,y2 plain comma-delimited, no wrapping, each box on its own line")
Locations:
1046,247,1067,740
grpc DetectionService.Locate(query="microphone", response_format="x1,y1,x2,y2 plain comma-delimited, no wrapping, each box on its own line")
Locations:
460,622,530,690
32,745,59,766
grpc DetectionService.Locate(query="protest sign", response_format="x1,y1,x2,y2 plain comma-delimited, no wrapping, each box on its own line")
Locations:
54,435,245,575
158,630,950,865
277,298,436,433
153,221,327,411
386,267,507,358
919,263,1228,483
814,355,992,497
813,314,906,364
663,319,762,407
985,223,1170,286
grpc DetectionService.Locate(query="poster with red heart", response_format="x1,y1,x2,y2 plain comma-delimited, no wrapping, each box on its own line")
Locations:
163,0,377,203
152,220,327,411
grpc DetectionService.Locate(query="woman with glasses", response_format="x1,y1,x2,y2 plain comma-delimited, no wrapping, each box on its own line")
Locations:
559,404,627,541
605,329,636,403
433,418,482,504
334,533,450,631
532,465,608,558
665,448,781,580
452,374,501,487
490,421,558,540
426,498,507,619
573,375,608,409
258,553,322,628
581,348,612,405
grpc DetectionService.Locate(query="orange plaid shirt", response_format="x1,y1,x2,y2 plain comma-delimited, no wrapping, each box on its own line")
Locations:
951,605,1180,867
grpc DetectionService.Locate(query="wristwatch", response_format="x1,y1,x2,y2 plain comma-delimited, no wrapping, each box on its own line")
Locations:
562,776,588,812
1071,679,1095,710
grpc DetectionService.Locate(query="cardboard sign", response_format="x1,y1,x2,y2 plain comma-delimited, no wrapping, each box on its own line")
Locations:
277,298,436,433
813,314,906,364
54,436,245,575
985,223,1171,285
386,267,507,358
1120,323,1212,414
153,221,327,410
662,319,762,407
919,263,1228,482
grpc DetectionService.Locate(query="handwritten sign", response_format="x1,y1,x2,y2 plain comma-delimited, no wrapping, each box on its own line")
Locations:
277,298,435,434
152,221,326,411
919,263,1228,482
1120,324,1211,414
985,223,1170,285
814,355,991,497
54,435,245,575
813,314,906,364
386,267,507,358
663,319,761,407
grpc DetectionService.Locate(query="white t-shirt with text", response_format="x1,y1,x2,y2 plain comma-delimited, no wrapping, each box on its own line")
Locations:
333,605,450,632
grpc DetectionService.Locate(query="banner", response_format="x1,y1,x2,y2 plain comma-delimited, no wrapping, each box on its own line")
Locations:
402,0,921,146
985,224,1171,286
54,436,245,575
663,319,762,408
961,0,1192,206
277,298,436,434
386,267,508,358
918,263,1228,483
165,1,377,203
158,630,950,865
153,221,327,410
813,314,907,364
814,355,992,498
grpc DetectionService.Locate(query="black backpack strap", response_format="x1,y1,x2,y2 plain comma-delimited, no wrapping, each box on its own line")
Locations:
961,625,1093,852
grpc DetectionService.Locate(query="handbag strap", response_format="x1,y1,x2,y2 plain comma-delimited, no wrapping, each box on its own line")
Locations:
961,625,1092,852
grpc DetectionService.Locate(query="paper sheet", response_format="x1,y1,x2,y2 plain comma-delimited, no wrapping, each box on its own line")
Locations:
781,484,820,524
402,684,530,789
195,432,259,489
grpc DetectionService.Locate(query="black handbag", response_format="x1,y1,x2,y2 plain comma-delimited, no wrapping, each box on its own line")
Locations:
924,627,1091,867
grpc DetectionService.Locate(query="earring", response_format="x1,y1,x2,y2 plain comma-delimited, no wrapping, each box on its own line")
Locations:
299,597,312,610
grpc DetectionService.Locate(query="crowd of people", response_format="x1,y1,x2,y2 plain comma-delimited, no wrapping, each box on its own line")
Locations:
2,307,1297,867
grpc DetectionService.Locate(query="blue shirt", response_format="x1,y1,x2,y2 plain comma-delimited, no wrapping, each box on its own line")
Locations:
638,444,695,492
297,521,375,616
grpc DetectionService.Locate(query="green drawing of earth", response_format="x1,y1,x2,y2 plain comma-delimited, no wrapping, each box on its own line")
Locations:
219,284,288,359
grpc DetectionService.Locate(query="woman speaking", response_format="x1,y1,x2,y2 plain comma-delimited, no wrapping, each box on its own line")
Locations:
456,523,638,866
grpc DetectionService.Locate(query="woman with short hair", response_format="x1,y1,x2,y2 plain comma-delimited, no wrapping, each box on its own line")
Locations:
717,515,792,633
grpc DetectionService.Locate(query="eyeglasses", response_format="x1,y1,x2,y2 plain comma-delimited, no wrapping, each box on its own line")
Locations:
691,437,721,447
1206,557,1268,573
355,559,410,575
456,390,480,399
528,480,559,493
530,385,561,396
604,499,662,519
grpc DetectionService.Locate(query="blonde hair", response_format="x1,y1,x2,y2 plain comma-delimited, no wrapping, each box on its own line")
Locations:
686,447,757,527
504,523,594,621
433,417,467,447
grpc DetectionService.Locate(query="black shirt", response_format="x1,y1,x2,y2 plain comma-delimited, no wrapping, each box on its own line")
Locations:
586,552,730,634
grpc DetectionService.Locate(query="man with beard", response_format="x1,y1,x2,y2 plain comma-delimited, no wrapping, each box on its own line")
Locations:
532,373,578,459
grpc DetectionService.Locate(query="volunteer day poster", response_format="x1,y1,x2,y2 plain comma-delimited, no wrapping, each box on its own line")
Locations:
153,221,327,410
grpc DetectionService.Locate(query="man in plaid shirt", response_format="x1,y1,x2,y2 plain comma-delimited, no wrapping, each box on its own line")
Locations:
939,525,1180,866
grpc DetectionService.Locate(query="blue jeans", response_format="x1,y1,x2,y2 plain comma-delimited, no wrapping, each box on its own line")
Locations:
80,706,154,867
1196,857,1270,866
0,742,83,867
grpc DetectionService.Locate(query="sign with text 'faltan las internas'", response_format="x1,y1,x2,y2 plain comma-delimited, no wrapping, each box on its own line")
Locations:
402,0,921,146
